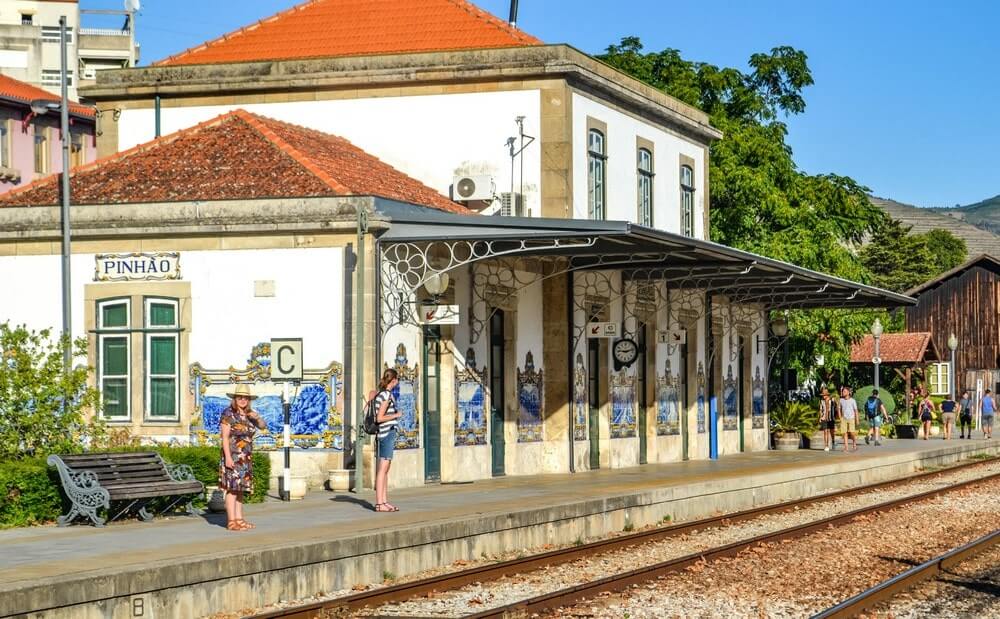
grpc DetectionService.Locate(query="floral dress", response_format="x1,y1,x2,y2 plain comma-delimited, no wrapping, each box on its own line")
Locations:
218,407,261,494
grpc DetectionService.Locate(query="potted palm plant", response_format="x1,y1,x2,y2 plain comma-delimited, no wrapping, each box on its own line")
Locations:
770,402,819,450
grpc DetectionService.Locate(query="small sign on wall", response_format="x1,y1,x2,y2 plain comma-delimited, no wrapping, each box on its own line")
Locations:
586,322,620,338
657,329,687,345
95,252,180,282
418,304,460,325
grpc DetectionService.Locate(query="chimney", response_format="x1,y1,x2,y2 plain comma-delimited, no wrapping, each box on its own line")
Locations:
508,0,519,28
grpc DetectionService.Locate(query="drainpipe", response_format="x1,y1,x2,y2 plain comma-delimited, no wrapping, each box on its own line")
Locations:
154,95,161,137
508,0,519,27
707,294,718,459
567,269,575,473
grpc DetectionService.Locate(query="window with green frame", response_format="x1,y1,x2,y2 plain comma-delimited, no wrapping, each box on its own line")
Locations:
145,298,179,419
98,299,130,420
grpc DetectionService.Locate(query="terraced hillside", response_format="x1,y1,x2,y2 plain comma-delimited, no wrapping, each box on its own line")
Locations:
870,197,999,258
934,195,1000,234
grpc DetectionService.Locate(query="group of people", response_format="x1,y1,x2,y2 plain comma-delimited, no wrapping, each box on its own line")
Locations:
215,368,405,532
818,385,996,453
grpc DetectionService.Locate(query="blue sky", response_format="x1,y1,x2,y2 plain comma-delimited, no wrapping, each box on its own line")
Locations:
87,0,1000,207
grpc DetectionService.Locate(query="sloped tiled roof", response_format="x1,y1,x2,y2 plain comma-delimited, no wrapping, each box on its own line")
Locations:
0,74,95,118
905,254,1000,297
850,332,939,364
155,0,542,67
870,197,1000,259
0,109,466,213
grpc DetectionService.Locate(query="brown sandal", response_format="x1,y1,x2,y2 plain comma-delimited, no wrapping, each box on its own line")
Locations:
236,519,255,529
226,520,245,531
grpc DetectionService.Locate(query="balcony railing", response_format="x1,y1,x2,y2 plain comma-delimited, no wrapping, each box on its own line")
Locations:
80,28,131,37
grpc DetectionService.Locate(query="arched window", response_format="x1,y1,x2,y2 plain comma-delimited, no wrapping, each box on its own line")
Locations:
587,129,606,220
637,148,653,226
680,164,695,237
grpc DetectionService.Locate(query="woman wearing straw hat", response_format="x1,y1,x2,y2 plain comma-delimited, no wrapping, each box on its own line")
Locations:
219,383,268,531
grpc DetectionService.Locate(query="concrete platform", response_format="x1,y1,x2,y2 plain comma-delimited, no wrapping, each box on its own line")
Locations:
3,437,998,619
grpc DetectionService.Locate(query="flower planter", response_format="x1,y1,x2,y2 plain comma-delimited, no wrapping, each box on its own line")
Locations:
894,424,920,439
206,489,226,512
327,469,350,492
289,475,308,500
774,433,801,451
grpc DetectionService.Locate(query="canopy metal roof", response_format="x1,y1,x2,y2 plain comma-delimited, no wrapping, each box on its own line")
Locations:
374,202,915,310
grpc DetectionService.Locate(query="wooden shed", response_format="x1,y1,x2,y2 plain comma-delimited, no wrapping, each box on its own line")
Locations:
905,254,1000,395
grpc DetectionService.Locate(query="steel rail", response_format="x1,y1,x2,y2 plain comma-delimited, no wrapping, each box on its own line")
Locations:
466,470,1000,619
243,457,999,619
811,528,1000,619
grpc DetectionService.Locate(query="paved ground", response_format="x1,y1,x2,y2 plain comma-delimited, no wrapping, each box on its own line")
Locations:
0,436,991,591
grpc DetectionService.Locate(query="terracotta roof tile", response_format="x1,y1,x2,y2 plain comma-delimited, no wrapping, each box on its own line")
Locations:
155,0,542,66
0,74,95,118
850,333,938,364
0,109,466,213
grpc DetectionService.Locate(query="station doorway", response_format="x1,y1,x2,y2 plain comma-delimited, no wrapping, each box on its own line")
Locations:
489,310,506,477
423,326,441,482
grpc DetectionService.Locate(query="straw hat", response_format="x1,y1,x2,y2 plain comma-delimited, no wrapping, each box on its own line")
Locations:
226,383,258,400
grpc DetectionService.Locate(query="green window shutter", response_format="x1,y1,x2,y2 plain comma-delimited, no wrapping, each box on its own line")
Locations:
149,336,176,374
102,337,128,375
103,378,128,417
150,378,176,417
101,303,128,328
149,302,176,327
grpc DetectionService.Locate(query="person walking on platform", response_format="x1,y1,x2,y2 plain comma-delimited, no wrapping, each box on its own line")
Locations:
219,384,268,532
982,389,996,440
818,388,838,451
918,393,935,440
373,368,402,512
864,389,888,446
940,393,958,440
839,386,859,452
959,390,973,438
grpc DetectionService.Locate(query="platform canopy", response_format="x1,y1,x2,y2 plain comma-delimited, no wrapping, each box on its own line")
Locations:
376,204,916,311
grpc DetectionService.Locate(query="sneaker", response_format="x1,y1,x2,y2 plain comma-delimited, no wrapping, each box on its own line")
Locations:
824,446,830,452
875,441,881,446
960,435,964,439
865,435,871,445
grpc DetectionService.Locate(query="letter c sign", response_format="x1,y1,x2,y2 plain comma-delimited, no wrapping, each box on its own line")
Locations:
270,338,303,382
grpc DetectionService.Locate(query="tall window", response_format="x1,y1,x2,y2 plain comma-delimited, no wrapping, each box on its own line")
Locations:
98,299,131,420
21,14,33,26
145,298,179,419
33,129,48,174
0,121,10,168
587,129,606,220
927,362,950,396
70,132,85,168
680,164,695,237
637,148,653,227
41,70,73,87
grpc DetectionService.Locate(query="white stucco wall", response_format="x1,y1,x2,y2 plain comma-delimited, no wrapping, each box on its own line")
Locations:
117,90,542,217
571,92,707,237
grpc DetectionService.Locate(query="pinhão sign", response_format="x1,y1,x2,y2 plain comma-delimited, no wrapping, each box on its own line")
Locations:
95,252,181,282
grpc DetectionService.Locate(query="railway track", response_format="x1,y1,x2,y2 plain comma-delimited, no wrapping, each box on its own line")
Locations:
811,527,1000,619
243,456,1000,619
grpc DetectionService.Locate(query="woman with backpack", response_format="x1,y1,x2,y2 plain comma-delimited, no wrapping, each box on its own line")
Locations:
372,368,401,512
918,393,935,440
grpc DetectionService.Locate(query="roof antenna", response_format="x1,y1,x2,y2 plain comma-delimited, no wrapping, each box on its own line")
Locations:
508,0,519,28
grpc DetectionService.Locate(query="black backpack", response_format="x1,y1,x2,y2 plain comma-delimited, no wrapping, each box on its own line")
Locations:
362,394,381,435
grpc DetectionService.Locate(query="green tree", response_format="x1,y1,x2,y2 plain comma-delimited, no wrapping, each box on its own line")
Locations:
860,221,968,293
0,323,103,460
921,228,967,274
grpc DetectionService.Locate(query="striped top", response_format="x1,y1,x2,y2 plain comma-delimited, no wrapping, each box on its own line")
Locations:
374,389,398,439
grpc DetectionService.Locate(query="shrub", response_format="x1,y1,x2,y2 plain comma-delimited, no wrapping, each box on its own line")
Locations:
770,401,819,436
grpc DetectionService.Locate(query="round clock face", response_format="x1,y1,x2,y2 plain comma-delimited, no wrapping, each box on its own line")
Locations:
613,338,639,365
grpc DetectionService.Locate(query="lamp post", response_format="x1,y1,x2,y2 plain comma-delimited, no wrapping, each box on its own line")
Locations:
771,315,789,396
947,333,958,398
871,318,883,394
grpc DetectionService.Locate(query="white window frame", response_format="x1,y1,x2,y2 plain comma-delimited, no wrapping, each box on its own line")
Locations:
637,148,653,227
0,120,10,168
144,298,180,421
33,128,48,174
927,362,950,396
41,70,73,87
41,26,74,44
97,298,131,421
588,129,606,220
681,164,695,237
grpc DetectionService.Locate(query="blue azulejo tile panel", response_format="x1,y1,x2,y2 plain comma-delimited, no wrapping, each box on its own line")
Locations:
456,379,487,446
611,370,636,439
723,364,738,431
517,351,543,443
573,354,588,441
388,343,420,450
656,360,681,436
752,366,766,429
697,362,707,433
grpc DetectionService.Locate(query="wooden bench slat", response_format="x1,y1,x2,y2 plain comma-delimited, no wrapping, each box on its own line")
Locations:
61,456,162,465
84,463,173,473
111,486,203,500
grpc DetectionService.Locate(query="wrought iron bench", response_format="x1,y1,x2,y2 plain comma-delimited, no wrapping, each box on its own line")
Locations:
47,452,204,527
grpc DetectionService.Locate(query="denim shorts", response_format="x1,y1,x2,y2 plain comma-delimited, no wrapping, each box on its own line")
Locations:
377,427,397,460
869,415,883,428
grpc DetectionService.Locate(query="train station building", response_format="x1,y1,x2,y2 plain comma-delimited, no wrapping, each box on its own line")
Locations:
0,0,913,488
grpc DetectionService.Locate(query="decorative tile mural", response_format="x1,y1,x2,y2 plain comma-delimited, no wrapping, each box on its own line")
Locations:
455,347,487,446
723,364,738,431
656,359,681,435
517,351,544,442
573,353,588,441
189,342,343,449
388,343,420,450
696,361,706,433
752,365,766,429
611,369,636,438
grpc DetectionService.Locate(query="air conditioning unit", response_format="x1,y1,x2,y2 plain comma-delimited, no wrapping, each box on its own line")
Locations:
452,174,495,202
499,192,523,217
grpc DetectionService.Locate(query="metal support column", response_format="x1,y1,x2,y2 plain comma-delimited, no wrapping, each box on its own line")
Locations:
59,15,72,372
352,207,368,492
707,295,718,460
